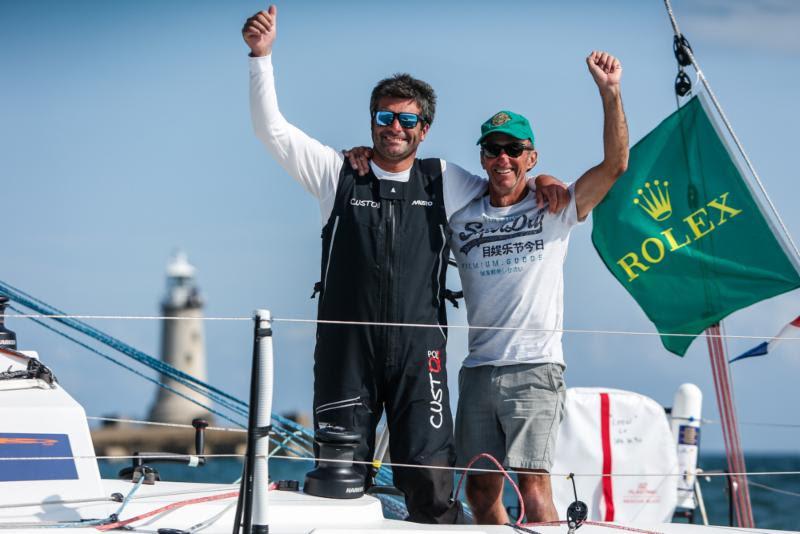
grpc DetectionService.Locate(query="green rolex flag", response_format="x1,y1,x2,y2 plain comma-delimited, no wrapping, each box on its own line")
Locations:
592,95,800,355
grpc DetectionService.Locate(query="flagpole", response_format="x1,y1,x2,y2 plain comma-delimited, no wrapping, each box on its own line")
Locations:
661,0,800,263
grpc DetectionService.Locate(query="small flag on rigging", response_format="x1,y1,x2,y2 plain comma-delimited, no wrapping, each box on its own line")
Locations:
729,316,800,364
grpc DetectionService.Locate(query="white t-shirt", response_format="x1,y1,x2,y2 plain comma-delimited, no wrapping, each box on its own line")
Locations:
249,54,488,223
448,185,582,367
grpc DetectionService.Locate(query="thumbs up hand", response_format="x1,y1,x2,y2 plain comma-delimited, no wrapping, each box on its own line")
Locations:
242,5,277,57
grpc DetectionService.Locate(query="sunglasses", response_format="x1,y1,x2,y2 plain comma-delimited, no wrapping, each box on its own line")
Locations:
374,110,423,129
480,142,534,158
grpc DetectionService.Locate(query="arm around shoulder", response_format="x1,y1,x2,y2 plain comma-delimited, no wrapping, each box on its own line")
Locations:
441,160,489,219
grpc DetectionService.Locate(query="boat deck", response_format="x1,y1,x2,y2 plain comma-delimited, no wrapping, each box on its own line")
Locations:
0,480,794,534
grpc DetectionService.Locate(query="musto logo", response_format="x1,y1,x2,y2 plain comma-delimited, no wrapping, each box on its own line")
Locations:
427,350,443,429
617,180,742,282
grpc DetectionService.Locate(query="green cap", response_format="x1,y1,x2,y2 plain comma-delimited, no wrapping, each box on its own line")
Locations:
476,110,535,145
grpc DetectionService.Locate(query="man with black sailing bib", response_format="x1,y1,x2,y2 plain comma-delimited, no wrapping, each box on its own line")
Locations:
242,5,566,524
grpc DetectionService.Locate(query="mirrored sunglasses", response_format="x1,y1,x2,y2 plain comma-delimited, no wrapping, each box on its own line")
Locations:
374,110,422,129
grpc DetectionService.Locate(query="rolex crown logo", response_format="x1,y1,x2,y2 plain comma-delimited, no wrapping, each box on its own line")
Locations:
633,180,672,221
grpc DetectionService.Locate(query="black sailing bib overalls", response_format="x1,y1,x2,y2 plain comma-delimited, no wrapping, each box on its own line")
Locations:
313,158,460,523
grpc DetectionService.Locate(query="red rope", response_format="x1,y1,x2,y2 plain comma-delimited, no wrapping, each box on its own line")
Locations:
454,452,526,525
519,519,663,534
95,490,239,531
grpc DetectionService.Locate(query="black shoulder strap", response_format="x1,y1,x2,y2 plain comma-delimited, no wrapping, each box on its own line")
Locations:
417,157,442,177
329,158,357,217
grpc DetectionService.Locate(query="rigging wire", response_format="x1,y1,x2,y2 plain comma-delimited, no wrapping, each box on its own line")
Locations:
9,305,248,429
3,290,321,456
0,280,248,410
748,480,800,499
4,317,316,460
9,312,800,342
1,451,797,480
87,416,246,432
89,414,800,433
3,281,792,492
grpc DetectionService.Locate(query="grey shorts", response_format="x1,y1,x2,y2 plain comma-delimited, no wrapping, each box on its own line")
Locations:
455,363,566,471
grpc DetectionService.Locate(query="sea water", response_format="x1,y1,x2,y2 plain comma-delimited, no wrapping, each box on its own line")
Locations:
100,453,800,530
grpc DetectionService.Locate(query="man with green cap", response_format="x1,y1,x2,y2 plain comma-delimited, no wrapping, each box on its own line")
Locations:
448,50,629,524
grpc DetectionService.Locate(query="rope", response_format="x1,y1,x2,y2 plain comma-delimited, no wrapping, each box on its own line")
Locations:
0,476,145,529
749,480,800,499
2,451,797,479
108,475,146,523
454,453,526,525
5,279,795,505
697,418,800,429
9,312,800,342
517,520,663,534
186,500,238,532
86,414,317,452
0,286,399,492
87,415,246,432
0,281,248,411
10,306,247,429
5,303,318,459
739,421,800,429
8,313,250,321
95,490,239,531
87,415,317,459
0,485,239,510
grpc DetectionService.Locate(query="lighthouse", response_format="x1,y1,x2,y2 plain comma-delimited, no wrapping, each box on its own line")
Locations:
148,251,212,424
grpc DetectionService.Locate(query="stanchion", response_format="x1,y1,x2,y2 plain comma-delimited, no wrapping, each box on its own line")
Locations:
235,309,273,534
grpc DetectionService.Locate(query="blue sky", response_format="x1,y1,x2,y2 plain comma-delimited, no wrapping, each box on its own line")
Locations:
2,0,799,452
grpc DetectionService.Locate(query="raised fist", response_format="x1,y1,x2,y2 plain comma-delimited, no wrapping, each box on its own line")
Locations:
586,51,622,93
242,5,277,57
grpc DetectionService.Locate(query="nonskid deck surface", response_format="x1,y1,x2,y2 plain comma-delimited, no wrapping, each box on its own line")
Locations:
0,480,794,534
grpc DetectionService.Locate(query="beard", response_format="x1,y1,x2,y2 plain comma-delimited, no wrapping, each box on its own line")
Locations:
372,129,418,161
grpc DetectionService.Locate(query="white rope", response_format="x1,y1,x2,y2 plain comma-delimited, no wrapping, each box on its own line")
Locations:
9,313,800,342
7,314,250,321
0,485,240,510
187,500,238,533
2,452,797,479
663,0,800,262
87,416,246,433
273,317,800,341
0,454,245,461
738,421,800,429
695,417,800,429
749,480,800,499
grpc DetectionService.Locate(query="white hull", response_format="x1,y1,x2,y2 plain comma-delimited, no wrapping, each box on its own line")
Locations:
1,479,793,534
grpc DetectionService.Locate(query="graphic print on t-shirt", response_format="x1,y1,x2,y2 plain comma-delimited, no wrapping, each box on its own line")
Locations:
456,206,548,277
448,187,579,367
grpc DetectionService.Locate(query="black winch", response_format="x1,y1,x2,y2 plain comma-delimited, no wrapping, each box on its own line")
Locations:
0,296,17,351
303,426,364,499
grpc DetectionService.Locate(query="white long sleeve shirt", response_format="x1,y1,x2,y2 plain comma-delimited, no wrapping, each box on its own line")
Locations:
249,54,489,224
